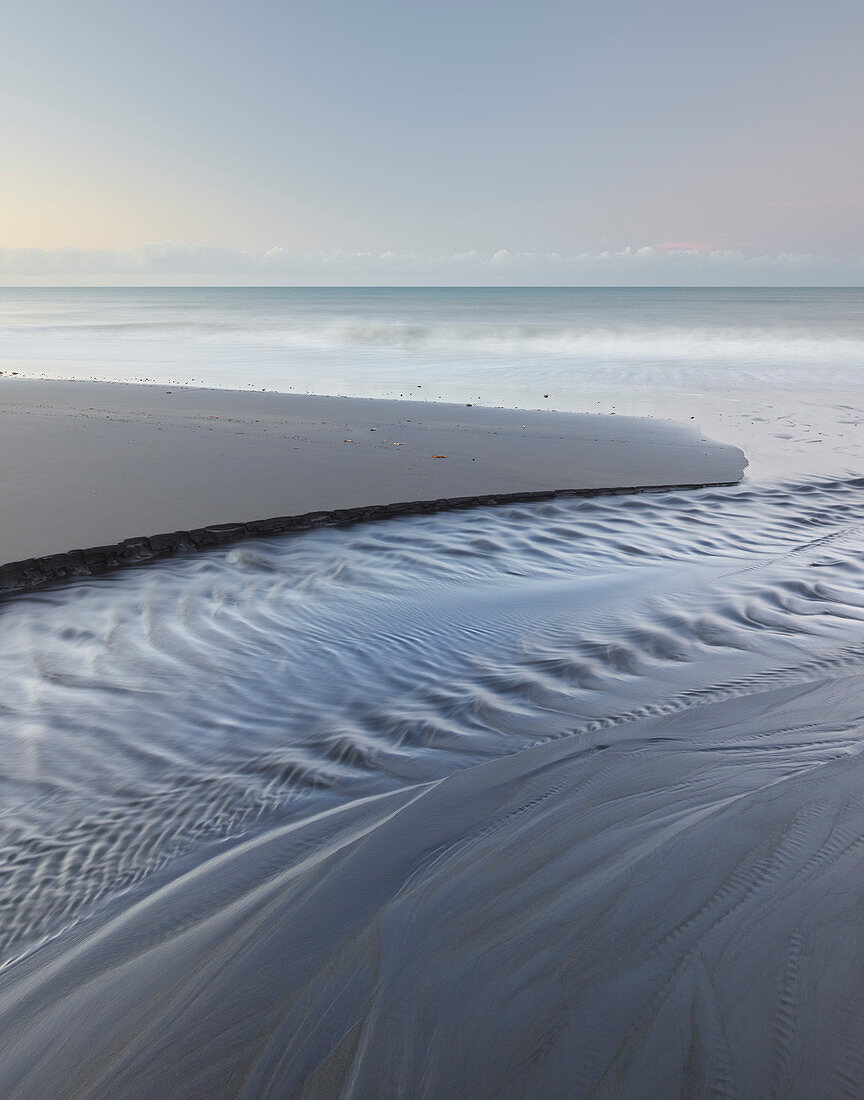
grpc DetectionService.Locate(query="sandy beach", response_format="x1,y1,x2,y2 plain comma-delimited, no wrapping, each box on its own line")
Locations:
1,287,863,1098
0,378,745,588
2,0,861,1080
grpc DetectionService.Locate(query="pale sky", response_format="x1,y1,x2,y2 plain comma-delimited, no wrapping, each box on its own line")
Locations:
1,0,862,284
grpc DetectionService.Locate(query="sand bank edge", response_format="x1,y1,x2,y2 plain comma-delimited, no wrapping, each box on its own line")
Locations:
0,479,742,595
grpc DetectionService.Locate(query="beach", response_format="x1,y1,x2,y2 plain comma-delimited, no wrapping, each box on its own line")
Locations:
1,287,863,1096
0,377,744,587
3,0,862,1079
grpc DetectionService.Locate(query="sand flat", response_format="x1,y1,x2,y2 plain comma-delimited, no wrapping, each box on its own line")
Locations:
0,378,745,579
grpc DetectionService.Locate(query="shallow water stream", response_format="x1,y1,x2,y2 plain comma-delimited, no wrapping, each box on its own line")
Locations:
2,470,864,1093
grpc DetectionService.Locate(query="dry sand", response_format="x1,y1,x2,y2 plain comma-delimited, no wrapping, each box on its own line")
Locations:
0,378,745,587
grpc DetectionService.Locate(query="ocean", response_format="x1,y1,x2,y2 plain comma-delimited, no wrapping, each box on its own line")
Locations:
1,286,864,1093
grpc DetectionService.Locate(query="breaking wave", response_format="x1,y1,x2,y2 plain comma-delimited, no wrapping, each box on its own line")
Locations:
3,287,864,397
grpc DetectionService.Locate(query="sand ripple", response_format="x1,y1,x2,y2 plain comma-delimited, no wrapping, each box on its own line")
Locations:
2,476,864,1093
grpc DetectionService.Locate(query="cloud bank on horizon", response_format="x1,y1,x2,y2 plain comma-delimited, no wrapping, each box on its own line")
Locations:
1,242,862,286
1,0,862,285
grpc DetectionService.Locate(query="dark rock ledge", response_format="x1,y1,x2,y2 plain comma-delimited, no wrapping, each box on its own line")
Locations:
0,480,739,595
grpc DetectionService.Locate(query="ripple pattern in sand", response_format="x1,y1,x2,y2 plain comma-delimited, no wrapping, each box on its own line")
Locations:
2,476,864,1093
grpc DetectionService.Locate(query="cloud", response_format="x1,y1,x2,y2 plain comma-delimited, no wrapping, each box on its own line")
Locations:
0,241,861,285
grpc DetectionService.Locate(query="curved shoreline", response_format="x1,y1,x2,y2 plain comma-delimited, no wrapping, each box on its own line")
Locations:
0,379,747,591
0,479,743,594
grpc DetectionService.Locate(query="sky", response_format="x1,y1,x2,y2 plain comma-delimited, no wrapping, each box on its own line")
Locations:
1,0,863,285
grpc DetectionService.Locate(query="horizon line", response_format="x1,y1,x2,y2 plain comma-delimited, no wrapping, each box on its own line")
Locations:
2,283,864,291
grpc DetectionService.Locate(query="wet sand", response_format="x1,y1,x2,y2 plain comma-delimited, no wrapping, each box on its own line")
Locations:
0,378,745,588
1,475,864,1094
